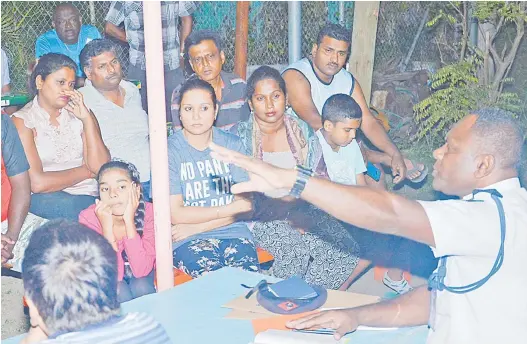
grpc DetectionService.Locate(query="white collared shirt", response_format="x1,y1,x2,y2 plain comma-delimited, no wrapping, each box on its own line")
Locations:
79,80,151,182
418,178,527,344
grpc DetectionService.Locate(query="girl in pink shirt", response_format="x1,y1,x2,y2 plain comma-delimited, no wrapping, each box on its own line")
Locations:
79,159,156,302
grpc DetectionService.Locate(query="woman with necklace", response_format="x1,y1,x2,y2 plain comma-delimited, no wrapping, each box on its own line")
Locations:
168,78,259,278
12,53,109,220
230,66,362,290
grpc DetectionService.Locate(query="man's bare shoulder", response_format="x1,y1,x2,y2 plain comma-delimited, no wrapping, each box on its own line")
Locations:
282,69,310,88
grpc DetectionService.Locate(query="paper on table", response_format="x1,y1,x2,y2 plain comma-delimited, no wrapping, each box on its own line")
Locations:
223,289,380,318
251,312,316,335
357,326,399,331
251,329,350,344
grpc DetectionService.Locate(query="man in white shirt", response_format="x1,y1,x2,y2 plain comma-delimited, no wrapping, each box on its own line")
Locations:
78,39,151,197
210,108,527,344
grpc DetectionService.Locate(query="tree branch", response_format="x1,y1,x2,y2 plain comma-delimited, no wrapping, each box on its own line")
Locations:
494,15,505,35
459,2,469,62
448,1,464,18
500,42,508,61
491,10,525,99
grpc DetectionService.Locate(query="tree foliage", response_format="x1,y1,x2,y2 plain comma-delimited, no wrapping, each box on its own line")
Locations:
414,1,525,141
414,54,521,141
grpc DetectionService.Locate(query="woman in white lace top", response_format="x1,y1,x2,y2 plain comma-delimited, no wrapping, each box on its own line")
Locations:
12,53,109,220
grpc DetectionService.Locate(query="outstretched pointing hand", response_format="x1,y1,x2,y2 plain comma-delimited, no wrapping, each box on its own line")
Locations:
209,142,296,196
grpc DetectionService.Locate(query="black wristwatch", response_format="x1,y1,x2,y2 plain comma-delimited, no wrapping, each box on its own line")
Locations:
289,165,314,199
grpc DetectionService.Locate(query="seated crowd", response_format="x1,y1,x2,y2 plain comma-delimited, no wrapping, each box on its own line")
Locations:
2,5,524,343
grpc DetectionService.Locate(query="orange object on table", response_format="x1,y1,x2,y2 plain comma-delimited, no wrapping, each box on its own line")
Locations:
257,247,274,264
154,268,193,288
252,311,317,335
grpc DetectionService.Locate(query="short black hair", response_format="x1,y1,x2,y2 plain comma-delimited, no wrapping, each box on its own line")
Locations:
322,94,362,123
246,66,286,100
30,53,77,95
184,30,223,56
317,23,351,45
22,219,120,334
470,108,525,170
79,38,119,72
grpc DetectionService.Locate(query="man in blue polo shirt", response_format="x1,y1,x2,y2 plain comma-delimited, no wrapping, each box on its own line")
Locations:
35,3,101,87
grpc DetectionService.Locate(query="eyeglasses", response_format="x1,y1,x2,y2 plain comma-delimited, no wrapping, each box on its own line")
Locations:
190,53,218,66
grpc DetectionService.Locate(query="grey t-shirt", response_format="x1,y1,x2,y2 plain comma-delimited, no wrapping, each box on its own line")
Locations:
168,127,253,249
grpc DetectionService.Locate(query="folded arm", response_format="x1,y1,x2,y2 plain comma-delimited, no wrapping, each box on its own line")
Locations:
169,194,252,226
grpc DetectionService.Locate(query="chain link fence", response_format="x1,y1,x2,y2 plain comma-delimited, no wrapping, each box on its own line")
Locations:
1,1,354,93
374,1,457,76
2,1,523,100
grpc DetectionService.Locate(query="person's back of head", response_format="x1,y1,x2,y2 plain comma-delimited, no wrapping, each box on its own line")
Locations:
321,93,361,124
22,219,120,336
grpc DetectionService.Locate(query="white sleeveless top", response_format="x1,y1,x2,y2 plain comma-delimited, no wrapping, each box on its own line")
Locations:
12,97,98,196
284,58,355,115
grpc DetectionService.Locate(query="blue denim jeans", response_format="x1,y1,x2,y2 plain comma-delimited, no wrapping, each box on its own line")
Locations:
118,271,156,303
30,192,96,221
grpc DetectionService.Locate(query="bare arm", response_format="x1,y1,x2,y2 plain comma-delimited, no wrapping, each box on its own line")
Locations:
299,172,435,246
81,111,110,174
363,147,392,166
210,143,434,245
179,15,193,53
104,22,127,43
352,81,400,158
287,285,431,339
169,194,252,225
5,172,30,242
2,83,11,94
282,69,323,130
13,117,93,193
356,172,366,186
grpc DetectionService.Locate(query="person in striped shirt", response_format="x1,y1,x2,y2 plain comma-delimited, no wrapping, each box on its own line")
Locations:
171,30,251,131
20,219,170,344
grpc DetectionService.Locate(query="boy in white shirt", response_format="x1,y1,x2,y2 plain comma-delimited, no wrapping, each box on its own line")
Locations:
316,94,413,294
315,93,366,186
